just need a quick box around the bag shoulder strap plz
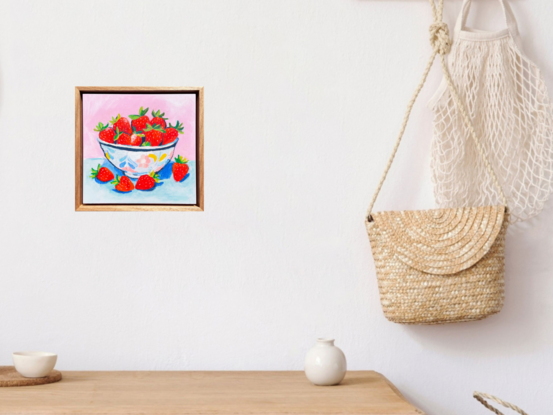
[474,392,528,415]
[366,0,508,221]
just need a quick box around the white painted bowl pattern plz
[97,137,179,178]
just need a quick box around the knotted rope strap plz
[366,0,508,221]
[474,392,529,415]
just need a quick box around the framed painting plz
[75,86,204,211]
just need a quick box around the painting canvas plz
[75,87,203,211]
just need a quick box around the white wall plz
[1,0,551,413]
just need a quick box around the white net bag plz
[429,0,553,222]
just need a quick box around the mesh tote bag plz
[365,0,509,325]
[429,0,553,223]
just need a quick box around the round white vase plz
[304,338,347,386]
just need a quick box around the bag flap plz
[367,205,506,275]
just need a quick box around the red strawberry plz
[151,109,168,129]
[162,120,184,145]
[111,175,134,192]
[90,164,114,182]
[130,132,143,146]
[172,156,189,182]
[114,128,132,145]
[143,124,165,146]
[110,114,132,135]
[129,106,151,131]
[135,171,160,191]
[94,122,115,143]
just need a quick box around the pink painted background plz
[82,93,196,160]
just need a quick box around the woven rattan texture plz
[0,366,62,387]
[366,206,508,324]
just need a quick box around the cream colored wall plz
[0,0,551,413]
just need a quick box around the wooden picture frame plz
[75,86,204,211]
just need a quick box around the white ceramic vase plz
[304,338,347,386]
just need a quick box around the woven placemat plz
[0,366,62,387]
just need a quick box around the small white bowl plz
[12,352,57,378]
[98,137,179,178]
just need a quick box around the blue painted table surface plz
[83,158,197,205]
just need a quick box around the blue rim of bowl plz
[97,137,179,152]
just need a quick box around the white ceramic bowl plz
[13,352,58,378]
[98,137,179,179]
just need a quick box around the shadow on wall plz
[404,197,553,357]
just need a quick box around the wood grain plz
[76,86,202,92]
[0,371,424,415]
[75,87,83,211]
[74,86,204,212]
[197,87,204,211]
[0,366,61,387]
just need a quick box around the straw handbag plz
[474,392,528,415]
[365,0,509,324]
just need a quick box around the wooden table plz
[0,371,424,415]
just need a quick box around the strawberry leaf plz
[109,114,121,125]
[168,120,184,133]
[151,109,168,119]
[149,171,160,183]
[94,122,109,132]
[175,155,188,164]
[130,107,149,119]
[90,164,101,178]
[114,127,122,142]
[144,124,165,133]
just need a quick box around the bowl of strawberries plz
[94,107,185,179]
